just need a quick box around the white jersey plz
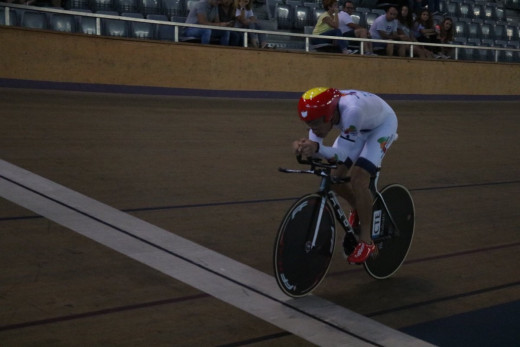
[309,90,398,171]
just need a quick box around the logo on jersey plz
[341,125,357,142]
[301,111,308,119]
[378,136,390,153]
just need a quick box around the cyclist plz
[292,87,398,264]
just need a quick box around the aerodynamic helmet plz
[297,87,342,123]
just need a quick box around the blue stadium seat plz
[0,7,18,26]
[350,10,365,27]
[454,20,468,39]
[50,13,76,32]
[115,0,138,13]
[492,23,506,41]
[122,12,154,38]
[139,0,162,15]
[483,4,497,22]
[445,2,459,18]
[364,11,378,30]
[458,3,470,18]
[480,23,494,40]
[98,10,128,37]
[506,25,519,41]
[92,0,115,11]
[477,38,494,61]
[469,3,484,20]
[294,5,312,30]
[65,0,91,10]
[147,13,174,40]
[275,4,294,30]
[162,0,186,17]
[21,11,48,29]
[467,21,481,39]
[75,10,98,35]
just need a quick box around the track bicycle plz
[273,156,415,297]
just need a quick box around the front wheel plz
[364,184,415,279]
[273,194,336,297]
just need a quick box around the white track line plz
[0,159,433,347]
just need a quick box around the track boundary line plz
[0,159,431,347]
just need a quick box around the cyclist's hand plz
[293,138,318,157]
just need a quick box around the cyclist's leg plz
[356,111,398,243]
[329,136,364,208]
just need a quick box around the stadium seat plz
[364,11,378,30]
[21,11,48,29]
[286,0,303,6]
[458,3,470,18]
[122,12,154,39]
[0,7,18,26]
[350,10,365,27]
[506,25,519,41]
[275,4,294,30]
[480,23,494,40]
[98,10,128,37]
[454,21,468,38]
[483,4,497,22]
[359,0,377,9]
[461,38,481,61]
[147,13,174,40]
[50,13,76,32]
[493,23,507,41]
[74,9,98,35]
[494,6,506,22]
[92,0,115,11]
[470,3,484,20]
[294,5,312,30]
[445,2,459,18]
[115,0,138,13]
[139,0,162,15]
[477,38,494,61]
[162,0,186,16]
[467,21,481,39]
[65,0,91,10]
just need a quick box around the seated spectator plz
[234,0,267,48]
[219,0,240,46]
[413,9,439,57]
[312,0,354,54]
[338,0,376,55]
[397,5,433,58]
[436,17,454,59]
[369,5,401,56]
[185,0,234,45]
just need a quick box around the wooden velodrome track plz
[1,87,519,346]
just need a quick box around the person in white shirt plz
[368,5,401,56]
[338,1,375,55]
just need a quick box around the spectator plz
[312,0,355,54]
[397,5,433,58]
[219,0,240,46]
[185,0,234,45]
[436,17,454,58]
[413,9,438,57]
[338,1,376,55]
[369,5,401,56]
[234,0,267,48]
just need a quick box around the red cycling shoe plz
[347,241,376,264]
[348,210,359,229]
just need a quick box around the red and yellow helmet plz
[297,87,342,123]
